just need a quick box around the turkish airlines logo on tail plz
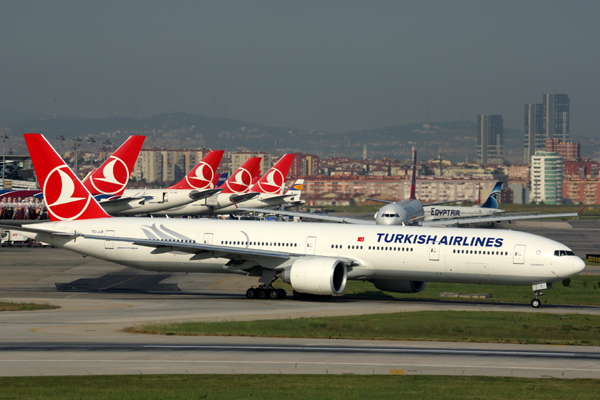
[185,161,215,189]
[89,156,129,195]
[225,168,253,194]
[257,168,286,194]
[44,166,93,221]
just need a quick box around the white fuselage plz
[154,192,284,216]
[423,205,503,221]
[105,189,198,215]
[24,218,584,287]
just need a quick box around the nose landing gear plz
[531,290,543,308]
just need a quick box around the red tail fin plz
[84,135,145,196]
[250,154,294,194]
[168,150,224,190]
[220,157,262,194]
[24,134,111,221]
[410,149,417,200]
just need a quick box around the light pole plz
[1,133,10,190]
[72,136,82,177]
[87,137,96,171]
[56,135,66,160]
[102,139,112,162]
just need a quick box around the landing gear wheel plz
[277,289,287,299]
[246,288,256,299]
[258,289,268,299]
[269,289,279,300]
[531,298,541,308]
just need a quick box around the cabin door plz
[203,233,213,245]
[305,236,317,255]
[429,242,440,261]
[104,230,114,249]
[513,245,526,264]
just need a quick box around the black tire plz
[258,289,267,299]
[531,299,541,308]
[246,288,256,299]
[277,289,287,299]
[268,289,279,300]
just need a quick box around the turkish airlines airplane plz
[82,135,225,215]
[155,155,300,217]
[152,157,263,216]
[3,134,586,308]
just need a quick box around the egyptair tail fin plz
[409,148,417,200]
[24,134,111,222]
[480,181,503,209]
[213,172,228,188]
[83,135,145,196]
[250,154,295,194]
[167,150,225,190]
[220,157,262,194]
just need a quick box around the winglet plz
[578,205,587,215]
[168,150,225,190]
[24,134,111,222]
[250,154,295,194]
[84,135,145,196]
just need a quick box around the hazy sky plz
[1,1,598,134]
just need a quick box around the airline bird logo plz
[225,168,253,194]
[44,166,93,221]
[89,156,130,195]
[185,161,215,189]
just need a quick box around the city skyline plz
[0,1,598,135]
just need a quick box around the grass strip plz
[0,375,599,399]
[272,274,600,306]
[0,301,58,312]
[126,311,600,345]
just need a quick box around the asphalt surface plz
[0,220,599,378]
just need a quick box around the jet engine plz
[372,279,426,293]
[281,257,347,296]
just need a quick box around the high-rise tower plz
[524,103,544,164]
[477,115,503,164]
[543,94,570,141]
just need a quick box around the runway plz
[1,220,599,378]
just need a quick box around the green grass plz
[0,301,58,312]
[273,274,600,306]
[0,375,598,399]
[126,311,600,345]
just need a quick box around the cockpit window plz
[554,250,575,257]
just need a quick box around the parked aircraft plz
[155,155,298,216]
[3,134,586,308]
[82,135,225,215]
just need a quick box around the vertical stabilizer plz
[84,135,145,196]
[410,148,417,200]
[480,181,503,209]
[168,150,225,190]
[24,134,111,222]
[220,157,262,194]
[250,154,295,194]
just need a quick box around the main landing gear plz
[246,287,287,300]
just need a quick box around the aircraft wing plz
[420,212,579,227]
[236,207,377,225]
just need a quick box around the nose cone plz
[573,257,586,275]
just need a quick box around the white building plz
[530,151,563,205]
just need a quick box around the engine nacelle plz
[372,279,426,293]
[282,257,347,296]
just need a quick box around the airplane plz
[154,155,298,216]
[2,133,586,309]
[82,135,225,215]
[239,163,578,226]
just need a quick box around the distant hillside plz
[5,110,591,163]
